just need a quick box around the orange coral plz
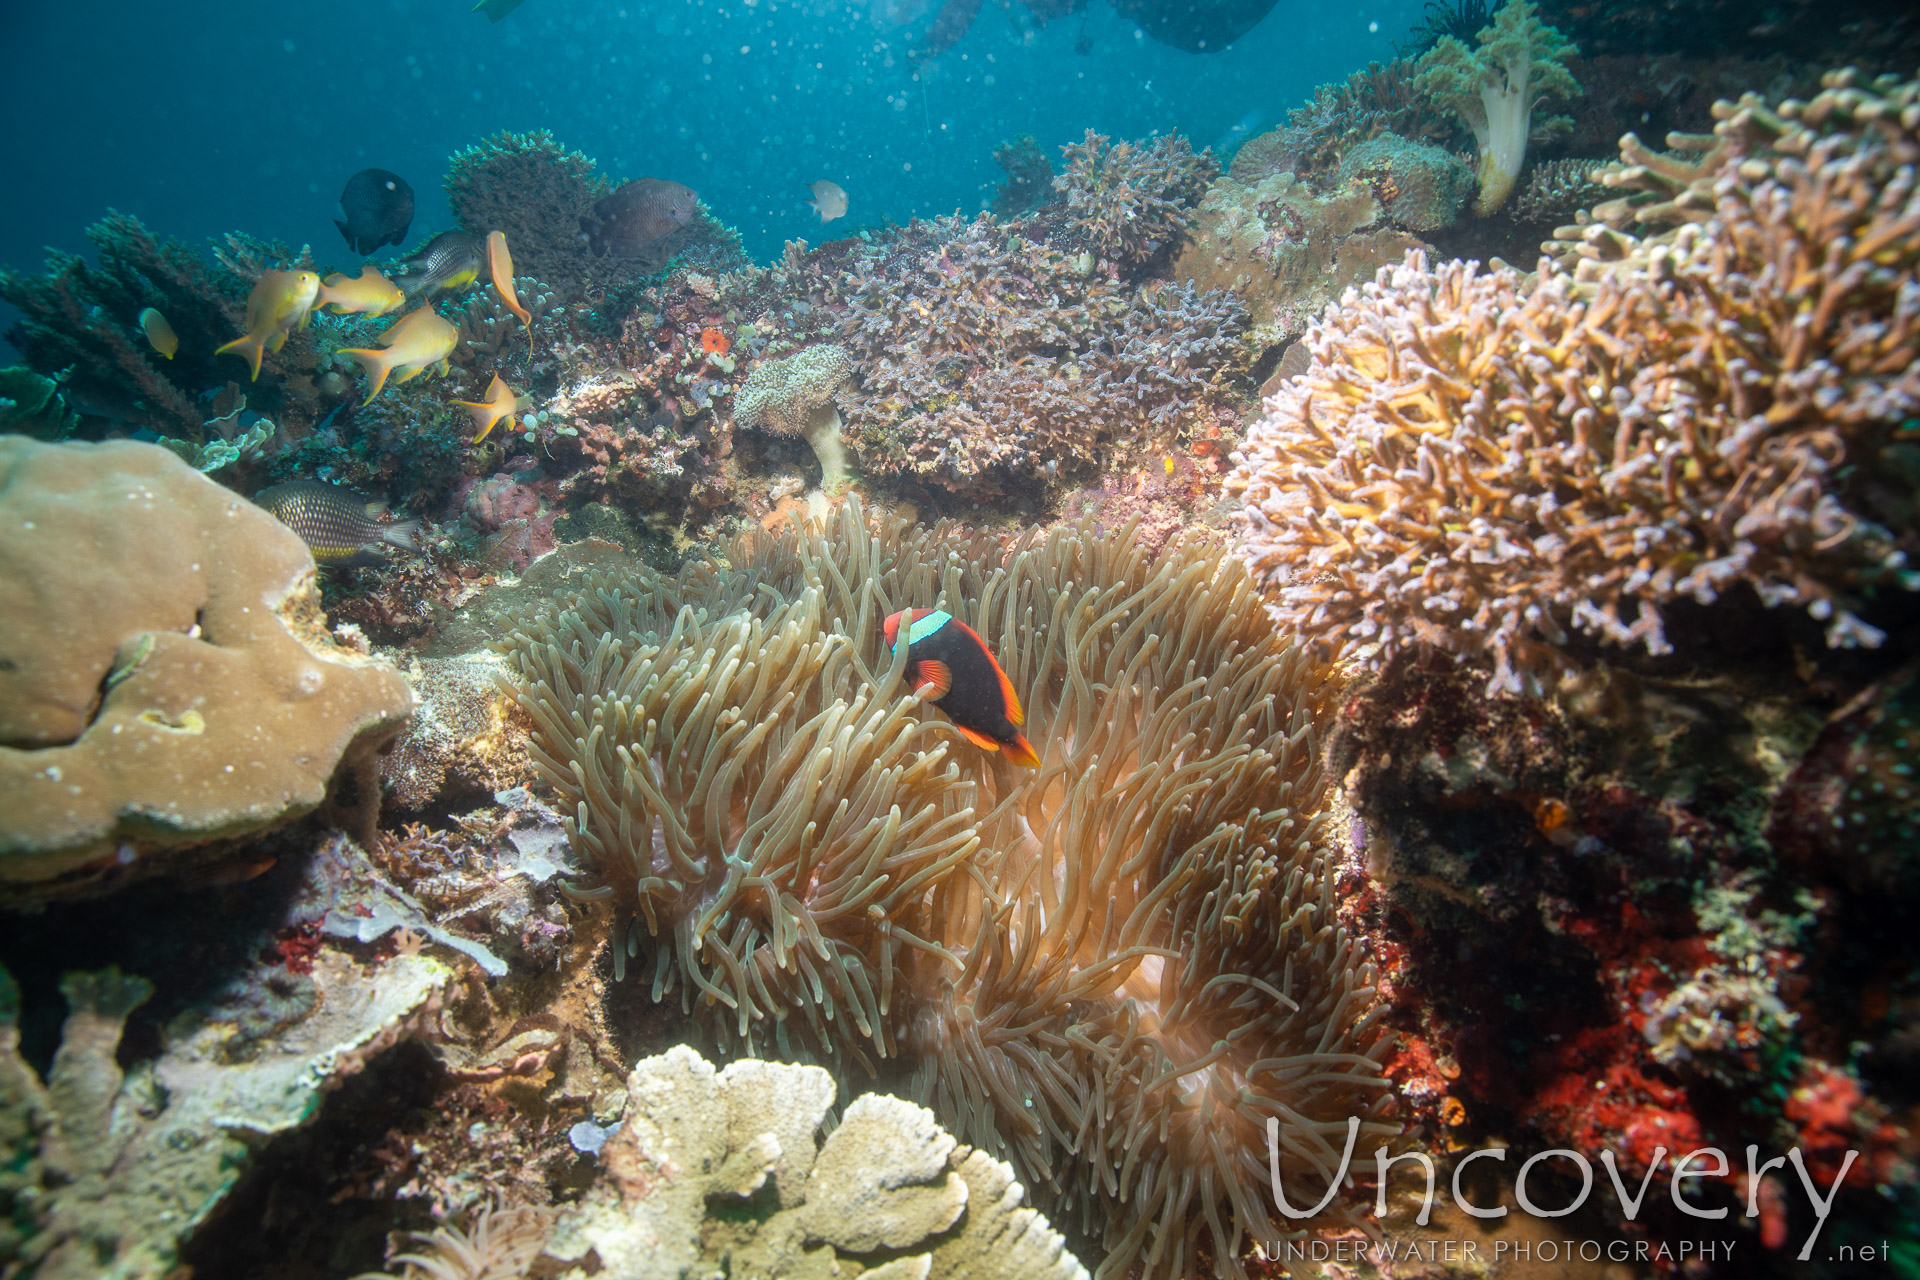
[699,326,729,356]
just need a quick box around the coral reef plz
[839,216,1250,498]
[1336,133,1476,230]
[0,440,413,896]
[1052,131,1217,271]
[0,366,82,440]
[500,500,1391,1279]
[1173,171,1424,347]
[1415,0,1582,214]
[538,1045,1087,1279]
[733,343,856,488]
[0,951,449,1279]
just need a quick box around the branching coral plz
[1053,131,1218,270]
[840,217,1250,497]
[1415,0,1580,214]
[1229,220,1917,693]
[500,499,1392,1279]
[733,344,855,488]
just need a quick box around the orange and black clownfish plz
[883,608,1042,768]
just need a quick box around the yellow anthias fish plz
[452,373,523,444]
[138,307,178,359]
[485,231,532,337]
[317,264,404,317]
[336,305,459,404]
[215,269,321,380]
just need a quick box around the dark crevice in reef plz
[177,1041,446,1280]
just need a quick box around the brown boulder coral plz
[501,499,1393,1280]
[0,439,413,896]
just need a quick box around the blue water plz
[0,0,1420,357]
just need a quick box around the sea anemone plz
[501,499,1394,1279]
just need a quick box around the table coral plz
[733,343,856,488]
[501,498,1392,1280]
[0,439,414,897]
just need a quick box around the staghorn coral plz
[1415,0,1581,214]
[1173,170,1423,347]
[841,217,1250,498]
[445,130,610,304]
[543,1045,1087,1279]
[1053,131,1217,270]
[1336,133,1475,231]
[733,343,855,489]
[500,499,1392,1280]
[1229,235,1917,695]
[0,440,414,897]
[1232,59,1443,187]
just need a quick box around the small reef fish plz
[453,373,522,444]
[254,480,422,566]
[393,230,485,300]
[138,307,177,359]
[337,305,459,403]
[317,264,404,317]
[215,268,321,381]
[582,179,697,257]
[335,168,415,255]
[485,230,532,332]
[883,608,1041,767]
[806,180,848,224]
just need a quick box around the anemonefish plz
[884,608,1041,767]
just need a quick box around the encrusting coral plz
[1229,58,1441,187]
[1053,131,1218,270]
[1232,64,1920,695]
[733,343,857,489]
[1335,133,1475,231]
[1414,0,1581,214]
[500,499,1392,1279]
[0,439,414,896]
